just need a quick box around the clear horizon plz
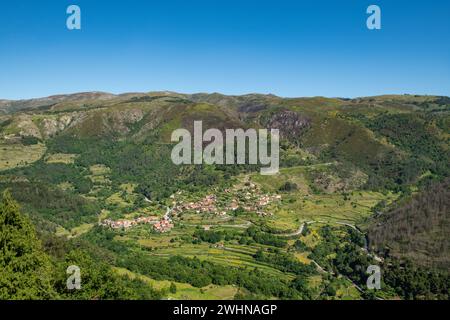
[1,0,449,100]
[2,89,450,102]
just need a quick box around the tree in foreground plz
[0,190,56,299]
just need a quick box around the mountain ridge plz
[2,91,448,114]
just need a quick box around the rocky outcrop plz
[40,113,88,138]
[266,110,311,139]
[16,116,42,139]
[106,109,144,134]
[41,118,66,137]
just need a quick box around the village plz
[99,215,174,233]
[99,182,282,233]
[171,182,282,218]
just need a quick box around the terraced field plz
[267,191,397,228]
[0,143,46,170]
[45,153,77,164]
[145,243,293,279]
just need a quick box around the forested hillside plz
[0,191,161,300]
[369,178,450,270]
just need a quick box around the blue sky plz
[0,0,449,100]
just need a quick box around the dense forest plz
[369,178,450,270]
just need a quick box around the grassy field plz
[106,192,131,207]
[300,226,322,248]
[0,143,46,170]
[87,164,112,185]
[45,153,77,164]
[334,278,362,300]
[120,183,138,193]
[55,223,95,238]
[250,166,312,194]
[294,251,312,264]
[90,164,111,175]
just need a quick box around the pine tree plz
[0,190,57,299]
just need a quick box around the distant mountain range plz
[2,91,449,114]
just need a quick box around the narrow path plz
[311,260,333,275]
[277,223,305,237]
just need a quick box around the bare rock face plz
[41,118,59,137]
[40,112,86,138]
[266,110,311,139]
[16,116,42,139]
[68,112,89,128]
[116,109,144,124]
[108,109,145,134]
[41,117,74,138]
[59,108,145,137]
[59,115,72,128]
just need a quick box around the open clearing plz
[45,153,77,164]
[0,143,46,170]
